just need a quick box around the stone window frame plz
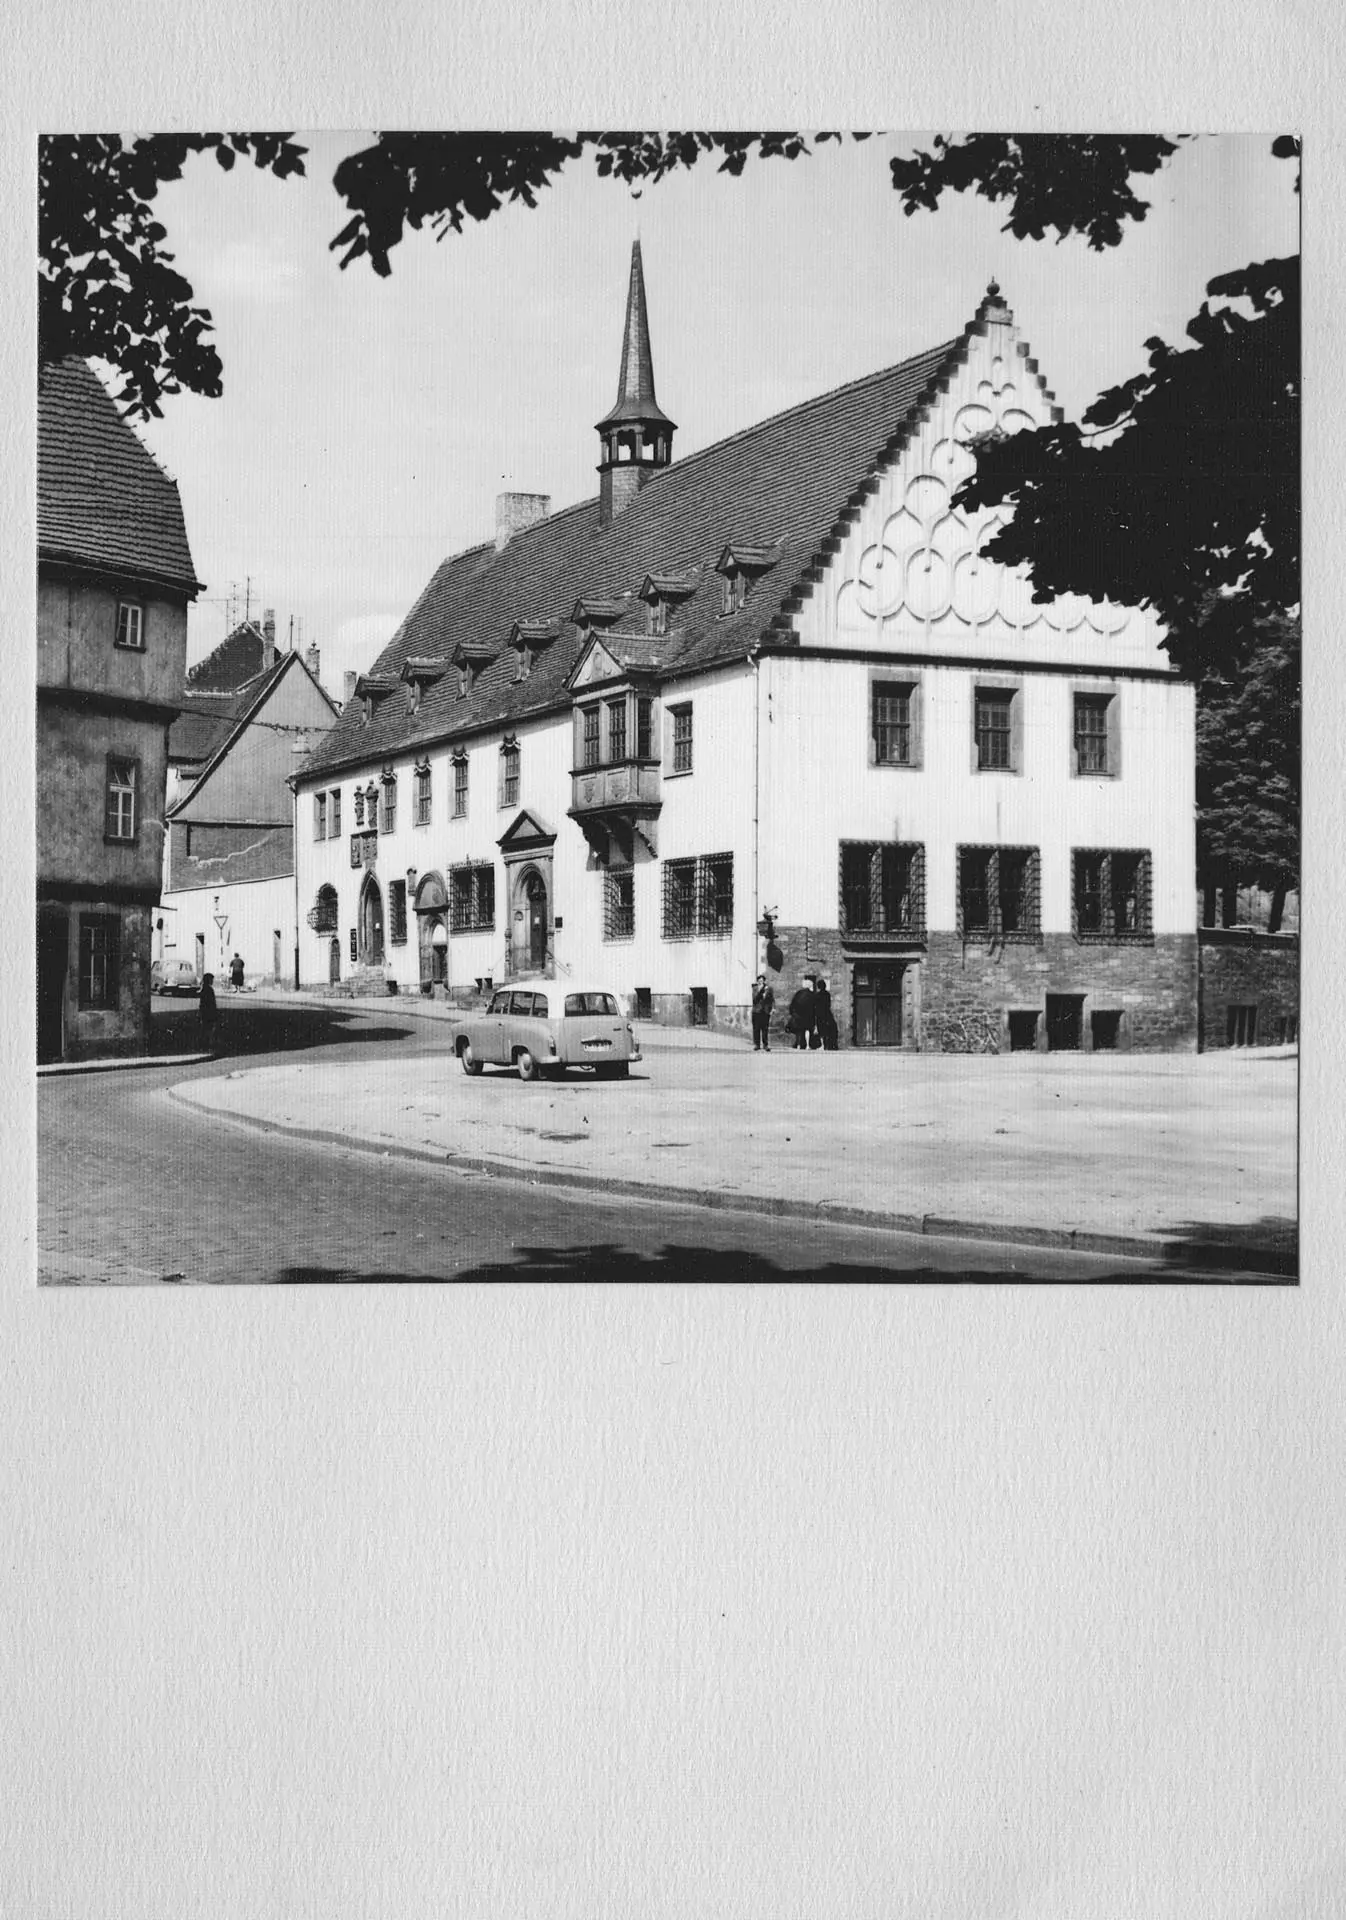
[329,787,341,836]
[661,852,732,940]
[1071,847,1154,944]
[104,753,140,845]
[1070,681,1122,780]
[603,866,636,942]
[956,844,1043,943]
[451,750,469,819]
[78,911,121,1010]
[413,761,432,827]
[970,675,1025,776]
[448,860,495,933]
[499,737,521,809]
[313,791,328,841]
[380,770,398,835]
[114,599,145,651]
[868,670,924,771]
[838,839,926,937]
[388,878,409,945]
[668,702,693,777]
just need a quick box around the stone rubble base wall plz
[1197,930,1299,1049]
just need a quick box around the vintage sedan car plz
[454,986,641,1081]
[154,959,201,996]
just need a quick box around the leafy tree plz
[1194,613,1299,928]
[39,133,306,418]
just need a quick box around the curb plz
[166,1084,1296,1278]
[39,1051,214,1078]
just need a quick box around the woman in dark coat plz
[815,979,839,1050]
[788,979,816,1051]
[199,972,219,1046]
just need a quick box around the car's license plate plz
[581,1037,612,1050]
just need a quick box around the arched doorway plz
[524,869,548,971]
[359,873,384,966]
[414,872,448,987]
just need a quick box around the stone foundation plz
[761,925,1199,1052]
[1198,929,1299,1049]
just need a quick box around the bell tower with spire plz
[596,240,675,526]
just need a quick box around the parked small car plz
[454,986,641,1081]
[155,960,201,996]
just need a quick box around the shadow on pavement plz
[149,1000,420,1058]
[270,1245,1250,1285]
[1152,1214,1297,1280]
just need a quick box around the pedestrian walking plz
[815,978,839,1050]
[751,974,775,1051]
[199,971,219,1047]
[229,952,245,992]
[788,977,817,1051]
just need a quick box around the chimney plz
[495,491,550,552]
[262,608,276,669]
[305,642,321,684]
[343,670,357,709]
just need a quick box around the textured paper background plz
[4,7,1342,1914]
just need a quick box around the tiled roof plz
[302,323,973,781]
[168,652,300,779]
[186,621,272,691]
[37,358,201,593]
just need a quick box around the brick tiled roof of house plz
[38,358,201,594]
[302,320,986,782]
[186,621,272,692]
[169,653,298,775]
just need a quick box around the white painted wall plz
[758,655,1195,935]
[160,873,297,985]
[296,667,760,1005]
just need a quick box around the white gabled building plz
[294,251,1197,1053]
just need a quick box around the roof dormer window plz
[637,570,698,639]
[354,674,396,726]
[400,655,447,715]
[715,543,782,620]
[509,619,562,684]
[452,641,494,699]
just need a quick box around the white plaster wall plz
[759,655,1195,935]
[295,669,760,1004]
[794,310,1171,675]
[159,873,297,984]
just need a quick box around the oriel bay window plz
[104,756,139,842]
[1073,849,1152,940]
[636,696,653,760]
[662,853,733,940]
[606,696,627,763]
[449,862,495,933]
[840,842,925,936]
[582,705,601,769]
[957,846,1041,941]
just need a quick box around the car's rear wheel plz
[516,1047,539,1082]
[459,1040,483,1076]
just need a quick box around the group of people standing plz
[751,973,839,1052]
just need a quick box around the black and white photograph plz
[35,129,1299,1282]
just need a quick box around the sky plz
[131,133,1299,697]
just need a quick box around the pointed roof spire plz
[597,240,675,432]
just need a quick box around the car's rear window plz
[564,992,619,1017]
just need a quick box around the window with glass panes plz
[413,765,431,825]
[500,741,520,807]
[957,846,1041,940]
[104,757,138,841]
[78,913,120,1009]
[314,792,327,840]
[636,696,653,759]
[839,842,925,935]
[381,776,397,833]
[1074,694,1111,773]
[1072,849,1152,940]
[661,853,732,939]
[452,754,468,817]
[607,697,627,762]
[389,880,408,943]
[329,788,341,835]
[662,858,697,938]
[115,602,143,650]
[449,862,494,932]
[604,867,635,940]
[872,684,914,765]
[975,689,1014,769]
[671,704,692,773]
[582,706,601,769]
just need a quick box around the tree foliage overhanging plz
[38,129,1301,893]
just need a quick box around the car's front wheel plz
[459,1041,483,1076]
[515,1047,540,1082]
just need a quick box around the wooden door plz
[1046,994,1083,1051]
[852,963,903,1046]
[526,873,548,970]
